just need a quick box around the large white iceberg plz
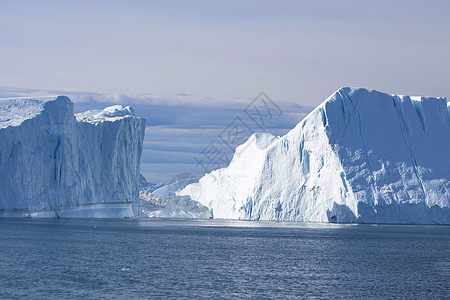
[0,96,145,218]
[180,87,450,224]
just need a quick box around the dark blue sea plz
[0,219,448,299]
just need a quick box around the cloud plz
[0,86,313,183]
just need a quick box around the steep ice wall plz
[0,96,145,218]
[180,87,450,224]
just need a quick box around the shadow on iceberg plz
[326,202,450,224]
[326,202,357,223]
[357,202,450,225]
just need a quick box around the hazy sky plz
[1,0,449,106]
[1,0,449,182]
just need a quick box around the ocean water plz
[0,219,448,299]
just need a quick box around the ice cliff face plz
[180,87,450,224]
[0,96,145,218]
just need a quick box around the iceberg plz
[138,174,163,194]
[138,173,210,219]
[0,96,145,218]
[180,87,450,224]
[140,192,212,219]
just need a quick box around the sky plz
[1,0,449,182]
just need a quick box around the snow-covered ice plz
[139,191,212,219]
[0,96,145,218]
[180,87,450,224]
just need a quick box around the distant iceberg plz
[139,173,211,219]
[0,96,145,218]
[180,87,450,224]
